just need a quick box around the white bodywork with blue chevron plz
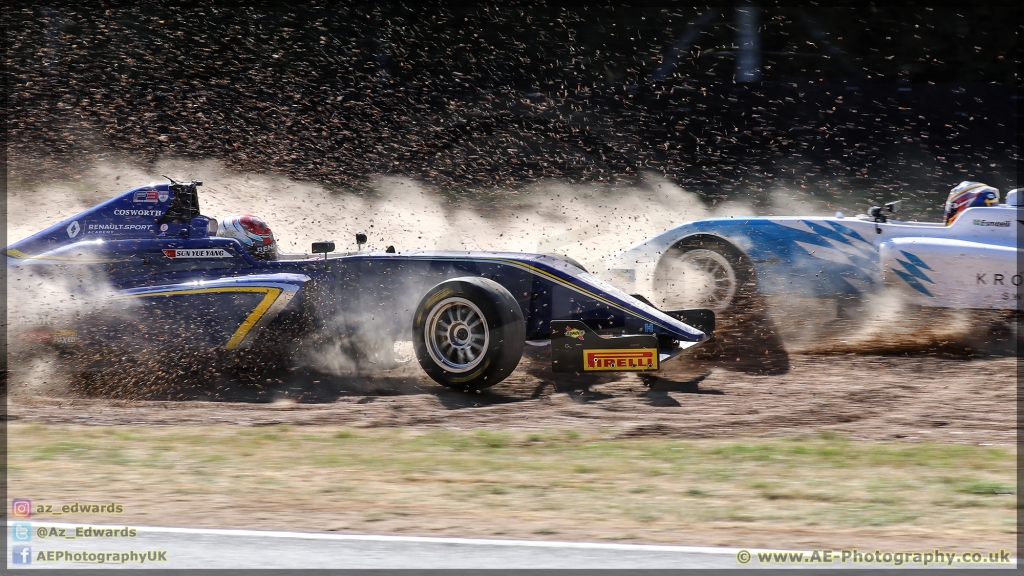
[601,191,1022,311]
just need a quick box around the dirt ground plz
[8,349,1017,446]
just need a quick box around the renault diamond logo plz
[66,221,81,238]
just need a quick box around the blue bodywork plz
[7,183,707,362]
[641,217,885,297]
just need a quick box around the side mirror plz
[311,241,335,254]
[867,205,886,229]
[885,200,902,213]
[355,232,367,249]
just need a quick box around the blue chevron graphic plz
[893,250,934,297]
[892,269,933,297]
[826,221,872,245]
[899,250,932,272]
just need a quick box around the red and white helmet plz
[217,214,278,260]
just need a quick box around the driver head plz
[217,214,278,260]
[944,181,999,225]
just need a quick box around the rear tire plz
[654,237,787,366]
[412,277,525,391]
[652,236,755,314]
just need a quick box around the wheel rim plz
[424,297,490,373]
[658,248,738,312]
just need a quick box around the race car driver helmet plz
[217,214,278,260]
[943,181,999,226]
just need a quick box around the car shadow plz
[62,334,749,407]
[637,371,725,406]
[64,351,538,407]
[184,367,531,408]
[518,346,619,403]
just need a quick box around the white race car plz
[600,186,1022,317]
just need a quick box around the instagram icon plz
[12,499,32,518]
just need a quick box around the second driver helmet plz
[217,214,278,260]
[944,181,999,225]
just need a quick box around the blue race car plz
[6,179,713,390]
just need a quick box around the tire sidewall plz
[654,236,755,312]
[413,277,525,389]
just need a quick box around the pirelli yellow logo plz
[583,349,659,371]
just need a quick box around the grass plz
[6,423,1017,550]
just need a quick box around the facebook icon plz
[13,545,32,565]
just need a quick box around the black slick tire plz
[653,236,755,314]
[412,277,525,391]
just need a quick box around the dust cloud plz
[771,291,1014,356]
[8,156,835,266]
[6,246,139,395]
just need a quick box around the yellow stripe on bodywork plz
[114,287,283,350]
[489,258,674,331]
